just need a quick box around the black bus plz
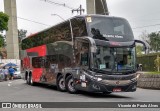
[21,15,147,94]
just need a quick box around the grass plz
[145,72,160,74]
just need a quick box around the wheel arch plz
[65,73,73,81]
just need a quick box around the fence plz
[137,53,160,71]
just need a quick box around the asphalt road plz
[0,79,160,111]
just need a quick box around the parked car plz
[14,68,22,79]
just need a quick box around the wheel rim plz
[30,76,33,84]
[68,78,75,92]
[27,76,29,83]
[59,78,65,90]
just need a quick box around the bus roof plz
[22,14,126,40]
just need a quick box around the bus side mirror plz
[135,40,149,54]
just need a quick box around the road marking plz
[8,81,13,86]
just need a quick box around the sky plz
[1,0,160,39]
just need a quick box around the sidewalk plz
[136,71,147,74]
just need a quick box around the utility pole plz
[72,5,85,15]
[86,0,109,15]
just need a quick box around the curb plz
[137,73,160,89]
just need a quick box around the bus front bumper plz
[75,78,137,93]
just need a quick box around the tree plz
[0,12,9,58]
[136,45,143,55]
[139,31,160,52]
[18,29,27,42]
[0,35,5,47]
[148,32,160,52]
[0,12,9,48]
[139,30,149,44]
[154,56,160,72]
[18,29,27,56]
[0,12,9,32]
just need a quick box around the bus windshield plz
[87,17,134,42]
[93,46,136,72]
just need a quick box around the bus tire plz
[65,75,77,94]
[26,75,30,85]
[29,74,36,86]
[57,75,66,92]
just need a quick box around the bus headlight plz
[97,77,102,81]
[92,77,102,81]
[83,71,102,81]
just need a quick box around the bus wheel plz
[29,74,36,86]
[26,75,30,84]
[57,75,66,92]
[65,75,77,94]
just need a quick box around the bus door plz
[75,38,90,70]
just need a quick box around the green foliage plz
[146,72,160,74]
[0,34,5,47]
[136,45,143,55]
[154,56,160,71]
[139,31,160,52]
[148,32,160,52]
[0,12,9,31]
[137,53,160,71]
[18,29,27,51]
[0,12,9,48]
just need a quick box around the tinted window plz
[87,17,134,42]
[74,40,89,66]
[32,55,58,68]
[71,17,88,37]
[59,54,71,69]
[32,57,44,68]
[81,42,89,66]
[22,21,71,50]
[45,55,58,68]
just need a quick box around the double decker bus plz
[21,15,146,94]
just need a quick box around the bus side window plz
[71,17,88,37]
[80,43,89,66]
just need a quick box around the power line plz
[129,18,160,22]
[16,16,51,26]
[16,16,160,30]
[72,5,85,15]
[132,23,160,29]
[41,0,74,9]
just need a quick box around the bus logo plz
[116,81,120,85]
[2,103,11,108]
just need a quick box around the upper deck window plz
[87,16,134,42]
[71,17,88,37]
[21,20,71,50]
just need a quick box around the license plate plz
[113,88,121,92]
